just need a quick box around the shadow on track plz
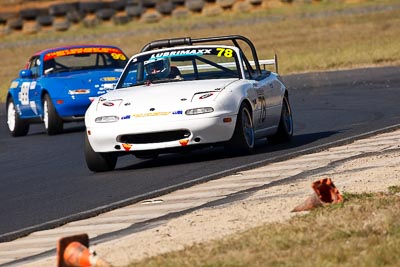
[115,130,340,171]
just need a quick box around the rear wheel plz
[226,102,255,154]
[268,95,293,144]
[43,94,63,135]
[7,98,29,137]
[84,133,118,172]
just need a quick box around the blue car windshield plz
[116,46,241,89]
[43,47,127,75]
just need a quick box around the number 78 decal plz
[216,48,233,58]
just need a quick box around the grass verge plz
[127,188,400,267]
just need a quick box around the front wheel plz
[6,98,30,137]
[43,94,63,135]
[84,133,117,172]
[225,102,255,154]
[268,95,293,144]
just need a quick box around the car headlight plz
[95,116,119,123]
[185,107,214,115]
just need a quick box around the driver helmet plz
[145,58,170,79]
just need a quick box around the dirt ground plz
[90,132,400,266]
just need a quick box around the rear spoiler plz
[177,55,279,74]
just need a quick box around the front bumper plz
[86,115,237,153]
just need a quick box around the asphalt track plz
[0,66,399,242]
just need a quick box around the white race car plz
[84,35,293,172]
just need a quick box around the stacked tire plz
[0,0,274,35]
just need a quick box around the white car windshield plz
[116,46,241,89]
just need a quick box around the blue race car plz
[6,44,128,136]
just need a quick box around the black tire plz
[22,21,40,34]
[66,10,83,23]
[142,0,157,8]
[268,95,293,144]
[96,8,116,20]
[20,8,40,20]
[109,0,127,11]
[156,0,175,15]
[79,2,104,14]
[172,0,185,5]
[248,0,263,6]
[7,17,23,30]
[113,14,131,25]
[53,19,71,31]
[226,102,255,154]
[37,15,53,26]
[216,0,235,9]
[49,3,76,17]
[6,98,30,137]
[43,94,63,135]
[85,134,117,172]
[126,0,141,5]
[82,16,101,28]
[0,12,17,23]
[125,5,144,17]
[141,10,162,23]
[185,0,205,12]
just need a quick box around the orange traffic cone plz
[292,178,343,212]
[57,233,112,267]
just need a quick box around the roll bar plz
[141,35,263,75]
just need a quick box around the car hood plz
[94,78,239,113]
[44,69,123,93]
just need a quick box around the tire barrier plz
[37,14,54,27]
[79,1,104,14]
[108,0,127,11]
[53,17,71,31]
[49,3,78,17]
[141,9,163,23]
[142,0,157,8]
[156,0,175,15]
[216,0,236,9]
[248,0,263,6]
[112,12,131,25]
[202,5,223,17]
[7,17,23,30]
[22,20,40,34]
[82,14,101,28]
[172,0,186,6]
[233,1,252,12]
[172,7,190,18]
[20,8,40,21]
[185,0,205,12]
[0,0,285,36]
[66,9,83,23]
[96,8,116,20]
[125,4,144,18]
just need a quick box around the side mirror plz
[19,69,32,78]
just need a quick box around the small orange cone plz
[292,178,344,212]
[57,233,112,267]
[312,177,343,204]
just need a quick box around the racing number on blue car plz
[19,82,30,105]
[111,53,127,61]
